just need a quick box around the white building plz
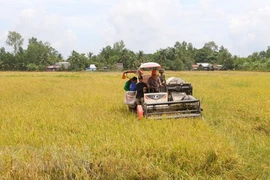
[89,64,97,71]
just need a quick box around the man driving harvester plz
[147,70,163,92]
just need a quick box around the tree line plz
[1,31,270,71]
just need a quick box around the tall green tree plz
[113,40,125,53]
[0,47,5,70]
[203,41,218,52]
[122,49,136,69]
[218,46,233,69]
[67,51,87,71]
[173,41,195,70]
[6,31,24,54]
[25,37,62,70]
[266,46,270,58]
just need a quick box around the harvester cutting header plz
[122,62,202,120]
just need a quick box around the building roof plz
[196,63,212,67]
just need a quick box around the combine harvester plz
[123,62,202,120]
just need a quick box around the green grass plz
[0,71,269,179]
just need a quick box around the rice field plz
[0,71,269,179]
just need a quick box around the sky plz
[0,0,270,59]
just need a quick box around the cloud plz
[105,0,229,53]
[105,0,186,52]
[229,6,270,55]
[0,0,113,57]
[11,8,77,58]
[0,0,270,58]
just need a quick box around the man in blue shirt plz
[124,76,137,91]
[129,77,137,91]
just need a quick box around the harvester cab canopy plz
[122,62,162,80]
[138,62,162,83]
[139,62,161,70]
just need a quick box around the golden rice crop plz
[0,71,269,179]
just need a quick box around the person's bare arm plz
[158,77,162,86]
